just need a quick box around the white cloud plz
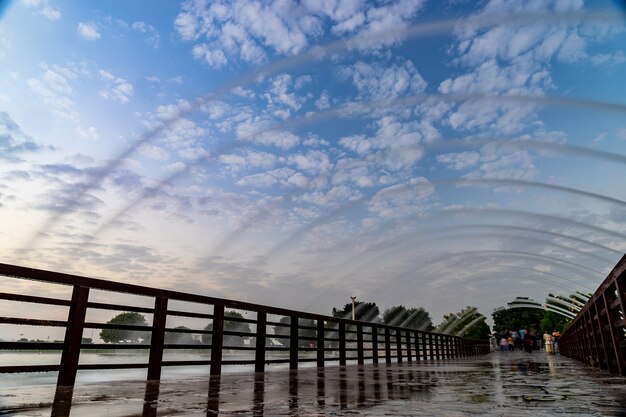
[77,23,101,41]
[192,44,228,68]
[175,0,425,67]
[463,143,536,180]
[138,143,169,161]
[21,0,61,20]
[237,167,295,188]
[74,126,99,141]
[437,151,481,170]
[220,150,277,172]
[287,151,332,174]
[27,68,78,121]
[131,21,160,48]
[338,116,424,170]
[287,172,309,188]
[314,91,331,110]
[368,177,434,219]
[231,86,255,99]
[590,50,626,67]
[99,70,134,103]
[342,58,427,100]
[240,129,300,150]
[261,73,308,118]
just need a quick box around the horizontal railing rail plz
[560,254,626,376]
[0,262,490,387]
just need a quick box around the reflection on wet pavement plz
[3,351,626,416]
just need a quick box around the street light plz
[351,296,357,321]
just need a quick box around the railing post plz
[147,296,168,381]
[614,276,626,375]
[339,322,346,366]
[395,329,403,363]
[602,290,624,375]
[592,299,610,370]
[317,319,324,368]
[290,316,299,370]
[210,304,224,376]
[428,333,433,360]
[57,285,90,387]
[255,311,267,373]
[372,326,379,364]
[357,323,364,365]
[384,327,391,364]
[406,330,412,363]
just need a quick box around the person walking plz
[552,330,561,354]
[499,336,508,351]
[523,332,533,353]
[543,330,554,354]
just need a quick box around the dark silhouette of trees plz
[164,326,200,345]
[331,301,380,322]
[382,305,434,330]
[438,306,489,339]
[492,307,544,334]
[272,316,317,347]
[99,312,150,343]
[202,310,251,347]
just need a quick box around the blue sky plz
[1,0,626,332]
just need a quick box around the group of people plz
[495,328,536,353]
[543,330,561,354]
[492,328,561,354]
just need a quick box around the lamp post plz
[351,296,357,321]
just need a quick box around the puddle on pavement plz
[2,352,626,416]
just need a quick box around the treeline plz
[96,302,490,345]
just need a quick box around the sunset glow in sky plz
[1,0,626,328]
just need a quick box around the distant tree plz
[331,301,380,322]
[492,307,545,335]
[273,317,317,347]
[382,305,434,331]
[438,306,489,339]
[99,312,150,343]
[81,337,93,344]
[202,311,252,347]
[165,326,199,345]
[18,337,28,343]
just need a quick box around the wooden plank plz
[0,317,67,327]
[0,292,70,306]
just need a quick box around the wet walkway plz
[4,351,626,416]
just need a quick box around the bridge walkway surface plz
[3,350,625,416]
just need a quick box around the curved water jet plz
[265,177,626,260]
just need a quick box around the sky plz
[1,0,626,338]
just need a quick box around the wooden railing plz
[560,254,626,376]
[0,262,489,388]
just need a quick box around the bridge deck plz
[3,351,626,416]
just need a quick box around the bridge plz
[1,255,625,416]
